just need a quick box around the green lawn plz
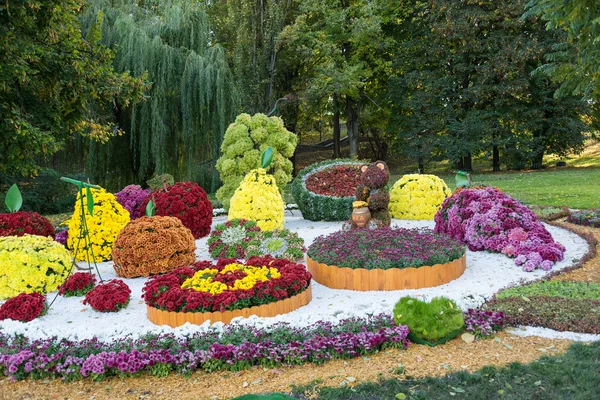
[291,341,600,400]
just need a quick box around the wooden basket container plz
[306,255,466,291]
[146,285,312,327]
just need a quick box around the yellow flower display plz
[181,263,281,295]
[67,187,130,262]
[0,235,72,299]
[228,168,284,231]
[389,174,452,220]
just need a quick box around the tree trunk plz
[463,153,473,171]
[333,94,341,158]
[531,149,544,170]
[418,157,425,174]
[493,145,500,172]
[346,96,359,157]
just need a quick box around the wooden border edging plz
[306,254,466,291]
[146,285,313,327]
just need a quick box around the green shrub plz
[215,113,297,210]
[497,280,600,300]
[291,159,363,221]
[393,297,464,342]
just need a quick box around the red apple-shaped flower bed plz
[142,256,312,327]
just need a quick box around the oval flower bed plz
[306,227,466,291]
[143,256,312,327]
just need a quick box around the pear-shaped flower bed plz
[143,256,312,327]
[306,227,466,291]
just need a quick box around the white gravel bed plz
[0,211,591,342]
[508,326,600,343]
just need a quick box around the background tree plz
[0,0,146,178]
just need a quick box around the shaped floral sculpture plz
[0,235,71,299]
[115,185,150,220]
[0,184,54,238]
[389,174,452,220]
[67,187,130,262]
[246,229,305,261]
[355,161,391,227]
[208,218,262,259]
[112,216,196,278]
[216,113,297,210]
[434,186,565,271]
[228,148,284,231]
[139,182,212,239]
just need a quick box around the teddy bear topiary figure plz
[355,161,391,227]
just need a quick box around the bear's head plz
[360,161,389,189]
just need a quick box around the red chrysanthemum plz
[58,272,97,297]
[83,280,131,312]
[0,292,47,322]
[0,211,54,238]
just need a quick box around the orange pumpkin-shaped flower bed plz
[112,216,196,278]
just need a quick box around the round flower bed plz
[0,235,71,299]
[306,227,466,291]
[84,280,131,312]
[434,187,565,271]
[389,174,451,220]
[207,219,262,259]
[115,185,151,220]
[58,272,96,297]
[112,216,196,278]
[246,229,305,261]
[567,208,600,228]
[292,159,363,221]
[143,256,312,326]
[139,182,212,239]
[0,292,47,322]
[0,211,54,238]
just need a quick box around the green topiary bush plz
[215,113,297,210]
[393,297,464,343]
[291,159,363,221]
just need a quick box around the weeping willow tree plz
[80,0,238,192]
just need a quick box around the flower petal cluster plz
[463,308,505,339]
[83,280,131,313]
[389,174,451,220]
[207,219,262,259]
[181,263,281,295]
[0,211,54,238]
[54,229,68,246]
[67,188,130,262]
[58,273,96,297]
[142,256,311,313]
[567,208,600,228]
[308,227,465,270]
[112,216,196,278]
[0,314,408,381]
[434,187,565,271]
[0,293,47,322]
[139,182,212,239]
[292,160,363,221]
[0,235,71,299]
[114,185,151,220]
[229,168,284,231]
[246,229,305,261]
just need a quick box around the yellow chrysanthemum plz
[389,174,451,220]
[181,263,281,295]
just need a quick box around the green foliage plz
[216,113,297,210]
[497,280,600,300]
[146,174,175,191]
[292,159,362,222]
[292,342,600,400]
[231,394,296,400]
[80,0,238,192]
[0,0,146,177]
[393,297,464,343]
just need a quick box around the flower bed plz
[208,219,262,259]
[143,256,312,326]
[292,159,363,221]
[0,211,54,238]
[434,187,565,271]
[246,229,305,261]
[567,208,600,228]
[84,280,131,313]
[0,314,409,381]
[306,227,466,290]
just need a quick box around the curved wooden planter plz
[306,254,466,291]
[146,285,312,327]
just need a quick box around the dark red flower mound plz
[59,272,97,297]
[305,165,362,197]
[139,182,212,239]
[83,280,131,312]
[142,256,312,313]
[0,211,54,238]
[0,292,47,322]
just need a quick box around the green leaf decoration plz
[86,187,94,216]
[261,146,274,169]
[5,184,23,213]
[146,199,155,217]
